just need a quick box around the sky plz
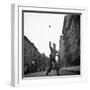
[24,12,65,57]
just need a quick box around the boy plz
[46,42,59,75]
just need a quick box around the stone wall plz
[59,35,65,67]
[62,14,80,66]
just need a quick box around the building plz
[24,36,39,74]
[24,36,49,74]
[62,14,80,66]
[59,35,65,67]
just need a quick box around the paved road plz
[24,66,80,77]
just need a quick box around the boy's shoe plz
[57,71,60,75]
[46,72,48,76]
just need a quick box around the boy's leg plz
[54,60,59,75]
[46,61,52,75]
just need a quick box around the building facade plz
[59,35,65,67]
[62,15,80,66]
[24,36,49,74]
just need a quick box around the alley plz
[24,66,80,77]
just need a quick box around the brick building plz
[62,14,80,66]
[24,36,49,74]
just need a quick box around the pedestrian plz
[46,42,59,76]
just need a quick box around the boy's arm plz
[49,41,52,50]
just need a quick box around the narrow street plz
[24,66,80,77]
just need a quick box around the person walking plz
[46,42,59,76]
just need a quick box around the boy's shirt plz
[50,47,57,59]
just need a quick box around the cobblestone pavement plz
[24,66,80,77]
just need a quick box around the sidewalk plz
[61,66,80,71]
[61,66,80,74]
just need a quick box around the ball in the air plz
[49,25,51,28]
